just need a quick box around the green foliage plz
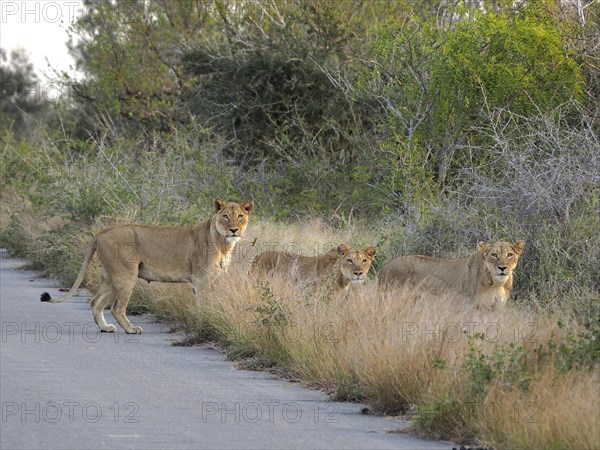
[248,282,291,367]
[70,0,389,216]
[417,333,531,440]
[464,333,530,399]
[51,0,591,218]
[329,372,364,403]
[254,282,288,328]
[66,0,229,135]
[0,216,30,259]
[434,1,583,117]
[549,318,600,372]
[181,1,359,163]
[361,16,441,204]
[367,0,585,194]
[578,0,600,108]
[432,0,584,177]
[33,225,90,285]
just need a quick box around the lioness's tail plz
[50,238,97,303]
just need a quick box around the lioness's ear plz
[478,241,490,253]
[337,244,349,256]
[240,200,253,214]
[364,246,376,259]
[214,198,227,213]
[512,240,525,254]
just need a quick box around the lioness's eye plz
[491,253,498,258]
[238,214,244,219]
[508,253,514,258]
[223,214,229,220]
[347,259,353,263]
[362,259,367,263]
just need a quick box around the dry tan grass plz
[478,368,600,449]
[67,218,598,449]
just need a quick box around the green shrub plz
[550,318,600,372]
[464,334,530,399]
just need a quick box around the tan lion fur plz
[52,199,253,333]
[377,240,525,307]
[252,245,376,293]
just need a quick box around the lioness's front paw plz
[127,326,143,334]
[101,324,116,333]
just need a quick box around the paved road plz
[0,250,454,450]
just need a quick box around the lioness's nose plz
[354,271,363,276]
[229,228,239,234]
[498,266,507,272]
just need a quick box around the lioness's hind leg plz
[90,281,116,332]
[110,278,142,334]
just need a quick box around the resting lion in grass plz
[377,240,525,307]
[50,199,253,334]
[251,244,376,294]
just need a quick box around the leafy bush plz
[432,0,584,123]
[464,333,530,398]
[550,318,600,371]
[365,0,585,200]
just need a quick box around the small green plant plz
[432,357,447,370]
[549,317,600,371]
[463,332,530,400]
[254,282,289,327]
[251,282,292,368]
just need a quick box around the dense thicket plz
[46,0,594,212]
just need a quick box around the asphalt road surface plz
[0,249,455,450]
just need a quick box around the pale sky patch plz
[0,0,83,79]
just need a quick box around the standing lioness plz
[52,199,253,333]
[378,240,525,307]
